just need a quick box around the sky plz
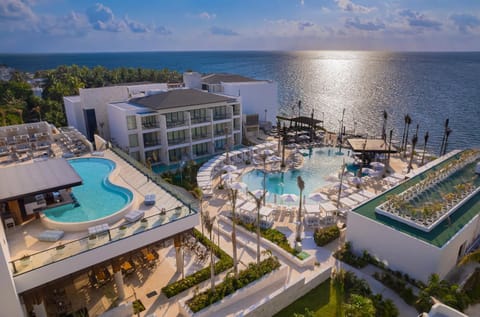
[0,0,479,52]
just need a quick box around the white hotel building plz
[107,88,242,166]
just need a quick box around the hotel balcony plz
[166,120,187,129]
[143,139,161,148]
[9,205,198,293]
[190,117,210,125]
[191,134,210,141]
[141,121,160,130]
[167,138,187,146]
[213,114,231,121]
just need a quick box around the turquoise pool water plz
[43,158,133,223]
[241,147,354,203]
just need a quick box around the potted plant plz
[20,254,31,265]
[56,243,65,254]
[119,225,127,236]
[175,206,182,215]
[88,234,97,247]
[140,218,148,228]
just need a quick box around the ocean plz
[1,51,479,151]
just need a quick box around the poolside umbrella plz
[222,165,238,173]
[229,181,247,191]
[221,172,236,182]
[308,192,329,202]
[331,182,349,191]
[298,135,310,140]
[350,177,363,186]
[281,193,298,203]
[370,161,385,170]
[251,189,269,199]
[269,155,282,162]
[262,149,275,156]
[362,168,376,175]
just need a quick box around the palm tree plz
[403,114,412,155]
[248,190,266,264]
[227,187,240,278]
[296,176,305,243]
[400,114,410,151]
[382,110,388,141]
[458,250,480,266]
[421,131,429,165]
[407,132,418,173]
[202,212,216,293]
[344,294,376,317]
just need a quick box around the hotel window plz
[165,112,185,124]
[167,130,186,145]
[168,148,187,162]
[129,151,140,161]
[193,143,209,156]
[191,109,207,123]
[213,106,227,120]
[128,134,139,147]
[192,126,208,139]
[126,116,137,130]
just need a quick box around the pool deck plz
[5,150,184,261]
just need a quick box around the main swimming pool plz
[43,158,133,223]
[241,147,354,202]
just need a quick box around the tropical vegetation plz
[313,225,340,246]
[1,65,181,128]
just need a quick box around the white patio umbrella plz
[350,176,363,186]
[281,193,298,203]
[298,134,310,140]
[362,168,376,175]
[331,182,349,190]
[222,164,238,173]
[308,192,329,202]
[370,161,385,170]
[228,181,247,191]
[221,172,236,181]
[251,189,269,199]
[262,149,275,156]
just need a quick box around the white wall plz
[107,104,138,151]
[346,212,442,283]
[0,225,27,316]
[222,81,278,123]
[63,97,80,130]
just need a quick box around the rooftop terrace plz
[352,150,480,247]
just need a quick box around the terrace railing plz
[10,206,193,276]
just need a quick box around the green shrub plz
[161,229,233,298]
[186,256,281,312]
[333,242,368,268]
[237,220,297,255]
[463,268,480,304]
[313,225,340,246]
[373,271,416,306]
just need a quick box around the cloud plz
[86,3,126,32]
[199,11,216,20]
[450,13,480,34]
[345,17,385,31]
[399,9,442,31]
[0,0,35,20]
[210,26,238,36]
[300,0,304,5]
[155,25,172,35]
[298,21,314,31]
[124,15,150,33]
[335,0,374,14]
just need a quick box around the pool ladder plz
[70,193,80,207]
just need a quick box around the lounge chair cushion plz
[88,224,110,235]
[38,230,65,242]
[124,210,145,223]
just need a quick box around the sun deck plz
[352,150,480,247]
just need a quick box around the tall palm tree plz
[248,190,266,264]
[228,187,240,278]
[421,131,429,165]
[400,114,409,151]
[407,132,418,173]
[202,212,216,293]
[296,176,305,242]
[458,250,480,266]
[382,110,388,141]
[403,115,412,155]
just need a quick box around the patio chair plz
[124,210,145,223]
[144,194,156,206]
[37,230,65,242]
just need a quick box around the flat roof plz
[130,89,236,110]
[352,151,480,247]
[201,73,258,84]
[0,159,82,202]
[347,138,397,153]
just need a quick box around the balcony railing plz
[166,120,187,129]
[141,122,159,129]
[214,130,229,137]
[167,138,187,145]
[143,140,161,148]
[191,134,209,141]
[213,114,230,121]
[191,117,210,124]
[10,206,193,276]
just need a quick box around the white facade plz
[108,91,242,166]
[63,83,168,141]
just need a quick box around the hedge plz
[238,220,297,255]
[186,256,281,312]
[161,229,233,298]
[313,225,340,246]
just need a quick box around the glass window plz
[128,134,139,147]
[126,116,137,130]
[129,151,140,161]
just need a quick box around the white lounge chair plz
[124,210,145,223]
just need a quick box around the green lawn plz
[275,278,340,317]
